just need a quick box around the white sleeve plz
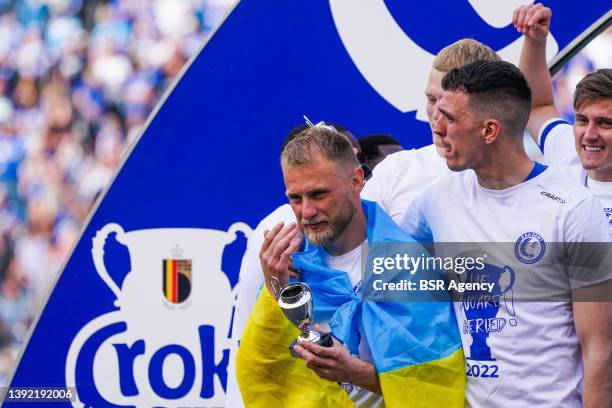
[564,196,610,243]
[362,149,425,223]
[563,196,612,289]
[398,190,433,243]
[361,152,397,212]
[537,119,575,165]
[225,204,296,407]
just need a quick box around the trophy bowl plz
[273,280,333,357]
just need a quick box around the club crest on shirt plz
[514,232,546,264]
[605,208,612,235]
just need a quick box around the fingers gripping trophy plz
[260,222,332,357]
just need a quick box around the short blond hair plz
[281,126,359,169]
[433,39,500,72]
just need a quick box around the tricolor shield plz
[163,259,192,304]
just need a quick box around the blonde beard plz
[301,199,355,247]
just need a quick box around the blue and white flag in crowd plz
[5,1,610,406]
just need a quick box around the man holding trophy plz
[236,125,465,407]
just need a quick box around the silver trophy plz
[270,277,333,357]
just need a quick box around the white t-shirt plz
[361,144,450,221]
[538,119,612,233]
[400,166,611,407]
[321,241,383,408]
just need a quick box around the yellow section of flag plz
[236,287,355,408]
[380,348,466,407]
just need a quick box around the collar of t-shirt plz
[525,161,548,181]
[586,176,612,205]
[321,240,367,290]
[474,162,548,198]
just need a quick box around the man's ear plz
[351,164,365,192]
[482,119,501,144]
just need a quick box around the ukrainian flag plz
[237,201,465,407]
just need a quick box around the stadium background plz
[0,0,609,386]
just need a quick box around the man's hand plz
[513,3,558,140]
[259,222,303,296]
[294,333,382,395]
[512,3,551,42]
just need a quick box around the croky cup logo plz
[65,222,251,406]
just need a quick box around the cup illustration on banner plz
[65,222,251,406]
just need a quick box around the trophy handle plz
[91,223,128,307]
[500,266,516,295]
[269,276,282,300]
[227,222,253,243]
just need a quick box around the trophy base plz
[289,332,333,358]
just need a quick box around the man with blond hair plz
[237,125,464,407]
[361,38,501,219]
[226,38,500,406]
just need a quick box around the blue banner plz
[5,1,609,406]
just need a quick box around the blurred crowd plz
[552,27,611,123]
[0,0,233,384]
[0,0,608,385]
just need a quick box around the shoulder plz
[537,118,576,159]
[361,149,418,202]
[371,149,418,175]
[413,144,449,176]
[538,118,572,143]
[362,199,417,243]
[535,166,592,208]
[426,169,472,192]
[368,145,445,175]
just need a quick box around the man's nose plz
[583,120,599,142]
[301,198,317,220]
[431,108,445,137]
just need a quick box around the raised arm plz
[513,3,560,140]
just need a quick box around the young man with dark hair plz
[400,59,611,407]
[361,38,502,221]
[357,134,403,170]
